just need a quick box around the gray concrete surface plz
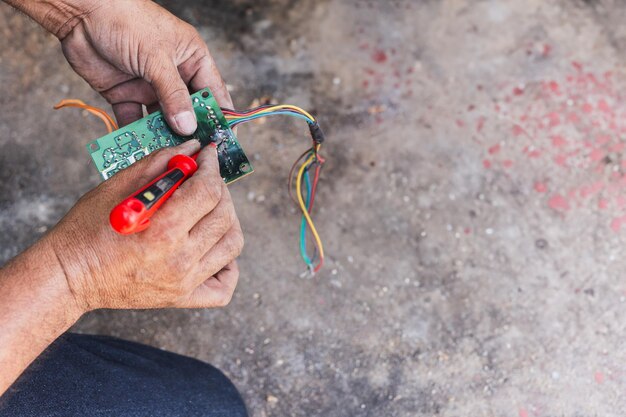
[2,0,626,415]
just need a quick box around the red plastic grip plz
[110,154,198,234]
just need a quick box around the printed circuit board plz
[86,88,252,184]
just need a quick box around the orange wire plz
[54,99,118,133]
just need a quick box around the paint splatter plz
[466,62,626,232]
[595,371,605,384]
[548,194,570,212]
[534,182,548,193]
[372,49,388,64]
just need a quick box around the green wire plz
[299,169,313,267]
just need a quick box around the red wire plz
[221,105,274,117]
[306,162,324,273]
[313,257,324,273]
[308,164,321,211]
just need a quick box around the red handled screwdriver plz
[110,152,199,235]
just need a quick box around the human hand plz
[58,0,233,135]
[43,140,244,312]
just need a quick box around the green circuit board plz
[86,88,253,184]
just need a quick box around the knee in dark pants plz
[0,333,248,417]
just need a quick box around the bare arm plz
[0,142,244,396]
[0,0,241,395]
[0,238,82,394]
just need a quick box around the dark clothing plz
[0,333,247,417]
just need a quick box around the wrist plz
[0,236,84,394]
[3,238,86,325]
[4,0,100,39]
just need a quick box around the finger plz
[188,183,235,253]
[147,56,197,136]
[107,139,201,199]
[191,223,244,282]
[101,79,158,106]
[182,261,239,308]
[187,55,234,109]
[112,102,144,127]
[155,143,223,231]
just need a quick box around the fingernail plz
[173,111,197,135]
[208,142,217,149]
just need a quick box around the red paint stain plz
[598,99,612,113]
[590,148,605,162]
[599,199,609,210]
[554,154,568,167]
[456,119,465,128]
[534,182,548,193]
[472,64,626,232]
[547,112,561,127]
[488,144,501,155]
[611,217,626,232]
[596,134,611,145]
[548,194,570,211]
[512,125,524,136]
[542,43,552,57]
[595,371,605,384]
[579,181,604,198]
[372,49,388,64]
[551,135,567,148]
[476,116,486,133]
[548,80,560,94]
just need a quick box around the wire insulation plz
[54,99,118,133]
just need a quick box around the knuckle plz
[224,205,237,229]
[227,230,245,258]
[218,291,234,307]
[194,176,223,205]
[150,224,179,247]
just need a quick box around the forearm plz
[3,0,99,38]
[0,238,82,395]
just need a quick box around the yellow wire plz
[296,154,324,261]
[224,105,316,122]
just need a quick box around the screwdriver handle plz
[110,154,198,235]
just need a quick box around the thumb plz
[148,57,196,136]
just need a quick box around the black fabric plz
[0,333,247,417]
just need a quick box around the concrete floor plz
[2,0,626,415]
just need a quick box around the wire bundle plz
[55,99,326,273]
[223,105,326,273]
[54,99,118,133]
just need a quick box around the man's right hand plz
[43,140,244,312]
